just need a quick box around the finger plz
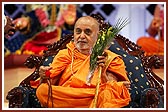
[125,84,131,88]
[123,83,131,89]
[39,70,47,77]
[123,81,131,85]
[97,55,106,61]
[98,63,105,67]
[127,87,131,90]
[97,58,106,63]
[98,55,106,58]
[124,82,131,89]
[97,56,106,67]
[102,52,108,57]
[39,66,46,72]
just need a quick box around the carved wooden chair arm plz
[140,88,163,108]
[6,87,24,108]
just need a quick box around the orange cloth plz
[36,42,131,108]
[137,5,164,56]
[137,36,164,55]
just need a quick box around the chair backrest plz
[110,34,164,98]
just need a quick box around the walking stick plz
[87,17,130,108]
[93,66,102,108]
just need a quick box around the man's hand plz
[97,55,106,67]
[39,66,52,78]
[123,81,131,89]
[97,52,108,68]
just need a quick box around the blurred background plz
[3,3,165,68]
[2,3,165,108]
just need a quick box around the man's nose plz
[79,31,86,38]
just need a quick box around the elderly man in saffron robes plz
[35,16,131,108]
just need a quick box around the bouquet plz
[86,18,130,85]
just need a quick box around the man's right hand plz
[39,66,52,78]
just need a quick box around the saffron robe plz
[137,36,164,55]
[36,42,131,108]
[137,5,164,56]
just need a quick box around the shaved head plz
[73,16,100,55]
[74,16,99,32]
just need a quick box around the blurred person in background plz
[5,4,81,56]
[4,4,82,68]
[137,4,164,56]
[4,15,16,38]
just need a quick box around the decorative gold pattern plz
[135,66,139,70]
[135,78,139,82]
[140,86,144,88]
[146,82,149,85]
[111,42,114,44]
[45,58,48,62]
[123,54,127,57]
[129,60,133,63]
[116,47,120,51]
[141,74,144,78]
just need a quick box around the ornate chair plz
[6,33,164,108]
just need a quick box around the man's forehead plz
[75,16,99,28]
[78,16,95,20]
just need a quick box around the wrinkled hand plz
[4,16,16,38]
[123,81,131,89]
[97,52,107,68]
[39,66,52,78]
